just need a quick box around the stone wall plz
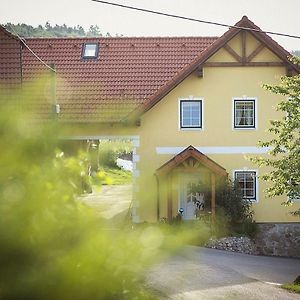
[205,236,258,255]
[255,223,300,258]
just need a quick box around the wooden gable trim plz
[241,30,247,63]
[204,61,285,67]
[156,145,227,177]
[243,27,299,73]
[223,44,242,62]
[246,43,265,62]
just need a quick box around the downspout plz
[155,173,160,222]
[19,43,23,87]
[50,63,59,118]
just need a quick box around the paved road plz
[147,246,300,300]
[80,184,132,223]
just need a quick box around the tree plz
[291,50,300,58]
[252,57,300,216]
[87,25,102,36]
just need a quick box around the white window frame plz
[232,97,257,130]
[178,97,204,131]
[233,169,259,203]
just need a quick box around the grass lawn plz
[281,284,300,293]
[93,167,132,185]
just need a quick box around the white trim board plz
[156,146,271,155]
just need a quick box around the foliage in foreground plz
[0,82,209,299]
[251,56,300,216]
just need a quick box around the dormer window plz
[82,43,99,59]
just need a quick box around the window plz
[180,100,202,129]
[82,43,99,59]
[234,99,255,128]
[234,171,257,201]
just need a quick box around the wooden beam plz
[204,62,285,67]
[167,174,173,221]
[286,65,294,77]
[246,44,264,62]
[196,66,203,77]
[211,173,216,221]
[223,44,242,62]
[182,161,189,169]
[241,30,246,64]
[193,161,201,169]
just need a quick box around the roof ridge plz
[25,36,219,41]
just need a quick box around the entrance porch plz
[156,145,227,221]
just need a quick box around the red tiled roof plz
[22,36,218,122]
[4,16,298,123]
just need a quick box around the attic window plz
[82,43,99,59]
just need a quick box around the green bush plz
[216,179,257,238]
[231,218,258,238]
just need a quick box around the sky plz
[1,0,300,51]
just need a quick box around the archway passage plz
[156,145,228,221]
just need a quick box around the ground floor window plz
[234,170,257,201]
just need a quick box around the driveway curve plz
[147,246,300,300]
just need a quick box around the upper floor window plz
[82,43,99,59]
[180,100,202,129]
[234,99,256,129]
[234,170,257,202]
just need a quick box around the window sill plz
[179,127,203,131]
[233,127,257,131]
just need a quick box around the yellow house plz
[1,16,300,224]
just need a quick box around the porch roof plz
[156,145,228,177]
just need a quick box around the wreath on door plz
[187,181,206,213]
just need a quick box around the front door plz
[179,175,205,220]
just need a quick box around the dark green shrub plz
[216,179,256,237]
[231,218,258,238]
[216,179,254,222]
